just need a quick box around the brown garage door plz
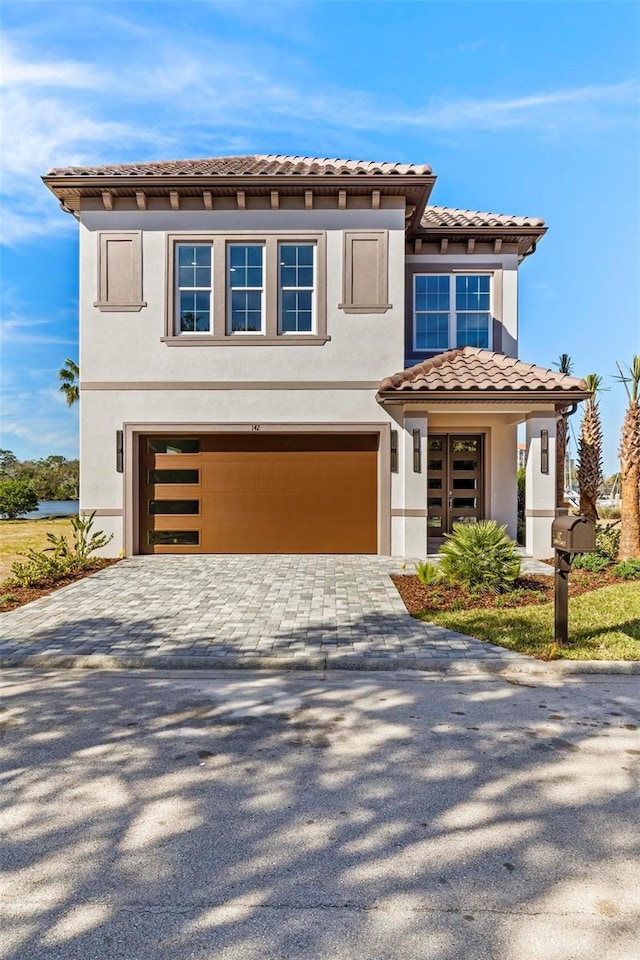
[139,433,378,554]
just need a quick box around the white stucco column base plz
[400,414,428,558]
[525,415,557,559]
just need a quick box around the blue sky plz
[0,0,638,473]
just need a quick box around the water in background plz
[25,500,79,518]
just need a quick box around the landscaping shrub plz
[572,522,620,569]
[45,511,113,565]
[571,553,612,573]
[613,558,640,580]
[0,479,38,519]
[9,545,76,587]
[414,560,442,585]
[438,520,521,592]
[595,522,620,561]
[7,512,113,589]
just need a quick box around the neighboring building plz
[43,155,589,559]
[517,443,527,469]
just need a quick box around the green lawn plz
[417,582,640,660]
[0,518,74,582]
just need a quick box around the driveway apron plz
[0,555,523,666]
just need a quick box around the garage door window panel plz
[149,531,200,546]
[149,500,200,515]
[147,438,200,455]
[148,469,200,484]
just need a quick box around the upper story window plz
[166,233,328,344]
[279,243,315,334]
[228,244,264,334]
[414,274,491,352]
[177,245,212,333]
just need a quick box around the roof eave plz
[42,172,436,197]
[415,225,547,237]
[42,171,436,235]
[377,388,591,405]
[411,223,546,257]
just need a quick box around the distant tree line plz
[0,450,79,501]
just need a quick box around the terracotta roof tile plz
[46,154,433,178]
[380,348,588,395]
[421,205,545,229]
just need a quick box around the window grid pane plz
[177,244,212,334]
[414,275,450,350]
[228,245,264,333]
[456,312,490,348]
[279,243,315,334]
[415,312,449,350]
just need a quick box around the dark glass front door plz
[427,434,484,535]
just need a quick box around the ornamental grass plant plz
[438,520,521,592]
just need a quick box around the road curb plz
[1,651,639,676]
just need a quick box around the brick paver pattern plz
[0,555,522,663]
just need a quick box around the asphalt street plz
[1,668,639,960]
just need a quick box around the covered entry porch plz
[378,347,590,559]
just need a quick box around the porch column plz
[402,413,428,557]
[525,415,556,559]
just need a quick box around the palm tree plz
[554,354,573,508]
[616,356,640,560]
[58,358,79,407]
[576,374,604,523]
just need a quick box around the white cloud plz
[0,419,78,457]
[403,80,640,131]
[1,23,638,244]
[0,42,105,89]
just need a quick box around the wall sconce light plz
[116,430,124,473]
[540,429,549,475]
[390,430,398,473]
[413,429,421,473]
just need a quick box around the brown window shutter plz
[340,230,391,313]
[94,232,146,312]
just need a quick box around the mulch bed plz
[0,559,120,613]
[391,566,625,615]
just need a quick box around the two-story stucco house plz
[43,155,589,560]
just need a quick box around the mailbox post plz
[551,516,596,644]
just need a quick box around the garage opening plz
[139,432,379,554]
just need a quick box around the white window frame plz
[175,243,213,335]
[278,241,316,335]
[413,273,493,352]
[165,232,328,344]
[227,242,265,335]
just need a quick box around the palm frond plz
[554,353,574,375]
[614,356,640,402]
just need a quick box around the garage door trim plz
[123,421,391,556]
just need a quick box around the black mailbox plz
[551,515,596,553]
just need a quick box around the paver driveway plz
[0,555,522,666]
